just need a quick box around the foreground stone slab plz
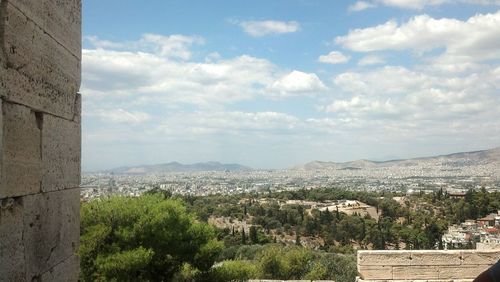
[356,279,473,282]
[23,188,80,280]
[357,250,500,281]
[0,1,80,120]
[7,0,82,58]
[0,0,81,281]
[0,197,25,282]
[42,107,81,192]
[0,101,42,198]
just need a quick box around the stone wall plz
[0,0,81,281]
[357,250,500,281]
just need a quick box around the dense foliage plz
[174,245,356,282]
[80,194,222,281]
[184,187,500,251]
[80,187,500,281]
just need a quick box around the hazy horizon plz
[84,145,499,172]
[82,1,500,171]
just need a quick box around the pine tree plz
[249,226,258,244]
[241,228,246,244]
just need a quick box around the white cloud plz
[349,0,500,11]
[81,30,500,170]
[88,109,152,124]
[376,0,447,10]
[328,64,499,124]
[82,49,278,106]
[140,34,203,60]
[85,34,203,60]
[325,96,401,118]
[239,20,300,37]
[349,1,377,11]
[85,36,126,49]
[318,51,351,64]
[270,70,326,96]
[334,66,431,94]
[155,111,302,137]
[336,11,500,67]
[82,34,326,114]
[358,55,386,65]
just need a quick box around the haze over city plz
[82,0,500,171]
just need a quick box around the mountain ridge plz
[293,147,500,170]
[106,161,252,174]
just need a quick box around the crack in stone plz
[20,197,28,281]
[6,1,80,61]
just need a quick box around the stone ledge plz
[359,250,500,267]
[357,250,499,280]
[356,278,473,282]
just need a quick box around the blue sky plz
[82,0,500,170]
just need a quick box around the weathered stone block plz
[1,68,79,120]
[5,0,44,31]
[460,250,500,265]
[43,0,81,58]
[393,265,440,280]
[7,0,81,58]
[2,1,44,79]
[40,254,79,282]
[0,101,41,198]
[0,1,80,119]
[22,188,80,280]
[409,250,462,266]
[40,34,81,106]
[439,265,487,279]
[358,265,393,280]
[42,112,80,192]
[358,250,411,266]
[0,197,26,282]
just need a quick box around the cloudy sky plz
[82,0,500,171]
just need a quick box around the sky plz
[82,0,500,171]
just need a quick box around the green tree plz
[241,228,247,245]
[210,260,260,282]
[80,194,222,281]
[249,226,258,244]
[259,246,286,279]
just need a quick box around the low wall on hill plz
[357,249,500,281]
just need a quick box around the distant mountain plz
[293,147,500,170]
[107,161,252,174]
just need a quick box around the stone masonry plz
[0,0,81,281]
[357,250,500,281]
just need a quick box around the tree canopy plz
[80,194,222,281]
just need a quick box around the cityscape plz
[82,147,500,199]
